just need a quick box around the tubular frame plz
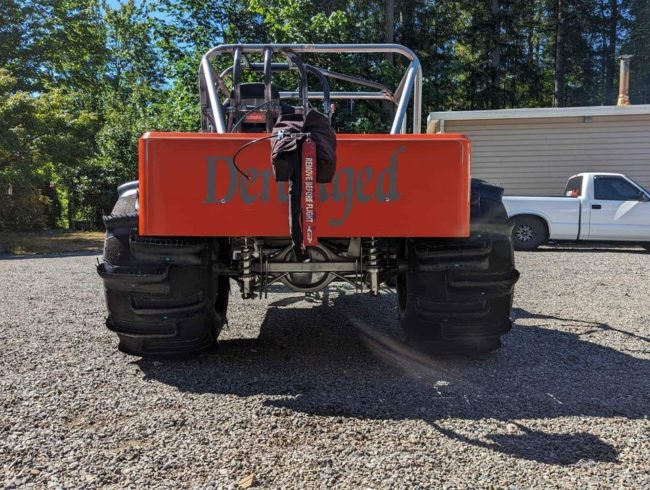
[198,44,423,134]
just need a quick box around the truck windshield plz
[564,176,583,197]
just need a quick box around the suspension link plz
[240,237,254,299]
[366,237,381,296]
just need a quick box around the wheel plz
[97,188,229,357]
[511,215,547,251]
[397,179,520,356]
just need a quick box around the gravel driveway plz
[1,247,649,488]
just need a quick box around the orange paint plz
[138,132,471,238]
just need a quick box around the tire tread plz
[398,179,518,355]
[97,189,227,357]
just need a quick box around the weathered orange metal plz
[138,132,471,237]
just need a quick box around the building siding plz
[431,113,650,196]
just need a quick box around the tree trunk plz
[553,0,567,107]
[384,0,395,64]
[604,0,619,104]
[490,0,502,109]
[383,0,395,125]
[67,190,75,230]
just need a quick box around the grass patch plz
[0,230,105,255]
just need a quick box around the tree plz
[0,69,47,230]
[34,88,99,227]
[553,0,567,106]
[30,0,107,109]
[604,0,620,103]
[625,0,650,103]
[384,0,395,63]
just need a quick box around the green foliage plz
[0,69,50,230]
[0,0,647,230]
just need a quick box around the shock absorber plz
[366,237,380,296]
[240,237,254,299]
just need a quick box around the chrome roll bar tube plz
[199,43,423,134]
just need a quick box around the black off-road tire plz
[97,189,229,357]
[397,179,520,356]
[511,215,547,251]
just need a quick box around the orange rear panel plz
[139,132,471,237]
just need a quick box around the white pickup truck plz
[503,173,650,251]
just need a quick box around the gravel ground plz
[1,247,649,489]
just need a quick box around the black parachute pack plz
[269,110,336,260]
[270,109,337,183]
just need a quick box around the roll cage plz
[198,44,423,135]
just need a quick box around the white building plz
[427,105,650,196]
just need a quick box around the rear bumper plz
[138,132,471,238]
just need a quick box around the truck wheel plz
[511,215,547,251]
[97,190,229,357]
[397,179,519,355]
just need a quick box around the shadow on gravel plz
[137,288,649,465]
[430,422,619,465]
[512,308,650,344]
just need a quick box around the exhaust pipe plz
[617,55,633,106]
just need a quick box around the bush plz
[0,184,51,231]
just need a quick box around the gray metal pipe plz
[390,63,417,134]
[200,57,226,133]
[413,66,422,133]
[279,91,393,101]
[204,44,420,61]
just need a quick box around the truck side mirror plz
[640,192,650,202]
